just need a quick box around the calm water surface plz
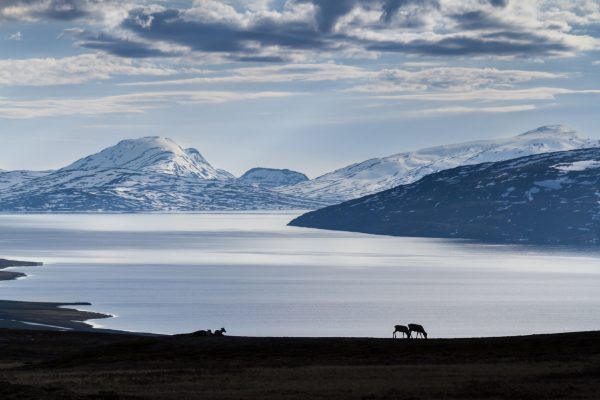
[0,213,599,337]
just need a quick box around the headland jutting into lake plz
[0,259,116,332]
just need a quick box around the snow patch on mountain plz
[554,160,600,172]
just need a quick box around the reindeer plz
[393,325,411,339]
[192,329,212,337]
[212,327,227,336]
[408,323,427,339]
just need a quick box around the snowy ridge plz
[276,125,598,204]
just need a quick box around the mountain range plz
[290,147,600,245]
[0,125,598,213]
[0,137,322,212]
[276,125,599,204]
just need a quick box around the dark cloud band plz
[8,0,595,61]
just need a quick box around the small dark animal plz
[408,323,427,339]
[393,325,411,339]
[212,327,226,336]
[192,329,212,337]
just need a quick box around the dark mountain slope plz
[290,148,600,245]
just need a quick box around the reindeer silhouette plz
[393,325,411,339]
[212,327,227,336]
[192,329,212,337]
[408,323,427,339]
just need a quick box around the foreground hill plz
[1,329,600,399]
[277,125,599,204]
[0,137,323,212]
[290,147,600,245]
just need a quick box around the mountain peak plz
[517,125,582,138]
[62,136,232,180]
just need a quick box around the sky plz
[0,0,599,178]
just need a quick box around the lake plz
[1,213,599,338]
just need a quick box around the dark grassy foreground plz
[1,329,600,399]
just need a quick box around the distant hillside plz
[290,147,600,245]
[238,168,308,188]
[278,125,600,204]
[0,137,324,212]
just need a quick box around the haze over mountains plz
[277,125,599,204]
[290,147,600,245]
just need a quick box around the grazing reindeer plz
[393,325,411,339]
[212,327,227,336]
[192,329,212,337]
[408,324,427,339]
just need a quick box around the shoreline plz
[0,258,42,282]
[0,258,131,334]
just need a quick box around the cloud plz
[0,53,176,86]
[366,33,572,57]
[349,67,564,93]
[0,0,95,21]
[121,6,326,55]
[9,32,22,41]
[420,104,538,114]
[69,31,179,58]
[0,90,301,119]
[122,64,566,107]
[122,62,377,86]
[373,87,600,102]
[380,0,439,24]
[56,0,598,60]
[4,1,600,63]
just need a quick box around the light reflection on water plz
[0,213,599,337]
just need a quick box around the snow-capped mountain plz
[238,168,308,188]
[63,137,233,180]
[277,125,599,204]
[290,147,600,245]
[0,137,324,212]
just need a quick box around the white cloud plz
[419,104,539,114]
[122,62,377,86]
[8,31,22,41]
[0,90,301,119]
[0,53,177,86]
[373,87,600,102]
[350,67,565,93]
[123,64,566,100]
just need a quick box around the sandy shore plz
[0,259,117,332]
[0,329,599,399]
